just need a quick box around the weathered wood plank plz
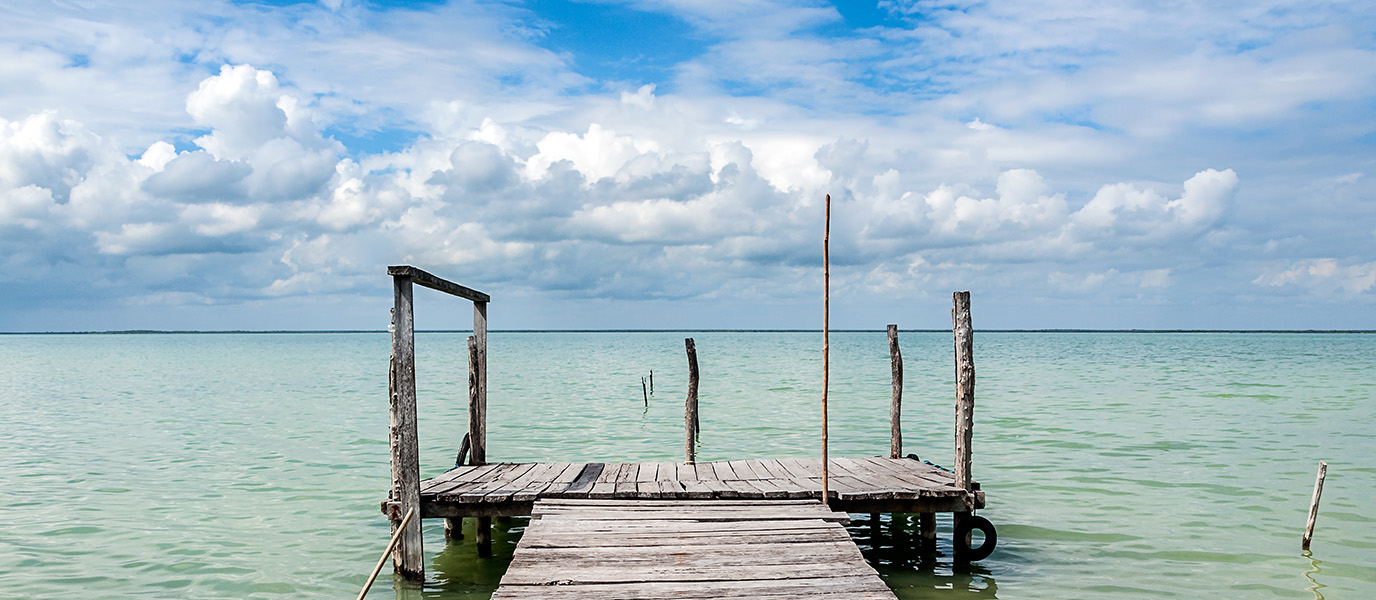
[888,324,903,459]
[953,290,975,491]
[387,265,491,302]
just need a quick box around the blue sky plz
[1,0,1374,331]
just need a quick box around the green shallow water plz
[1,331,1373,598]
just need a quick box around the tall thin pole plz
[822,194,830,506]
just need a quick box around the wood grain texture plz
[472,301,488,465]
[888,324,902,459]
[952,291,975,492]
[1303,461,1327,550]
[685,337,699,464]
[492,499,895,599]
[388,276,423,579]
[386,265,490,302]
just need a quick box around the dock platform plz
[491,498,897,600]
[382,456,983,519]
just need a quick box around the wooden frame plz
[387,265,488,580]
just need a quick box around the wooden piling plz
[952,291,975,492]
[468,336,484,465]
[888,324,902,459]
[1303,461,1327,550]
[685,338,699,464]
[389,275,424,579]
[919,512,936,550]
[472,301,488,465]
[649,370,654,394]
[476,516,492,557]
[642,377,648,407]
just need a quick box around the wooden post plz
[1303,461,1327,550]
[822,193,830,506]
[888,324,902,459]
[476,516,492,557]
[389,276,424,579]
[445,517,463,540]
[952,291,975,491]
[642,377,648,407]
[472,301,488,465]
[919,512,937,550]
[649,370,654,394]
[684,338,699,464]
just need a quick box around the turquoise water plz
[0,332,1372,598]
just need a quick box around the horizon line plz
[2,328,1374,335]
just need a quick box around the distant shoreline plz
[3,329,1374,335]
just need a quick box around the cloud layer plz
[1,1,1374,330]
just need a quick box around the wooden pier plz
[491,499,895,599]
[379,265,995,588]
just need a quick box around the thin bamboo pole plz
[822,193,830,506]
[356,507,416,600]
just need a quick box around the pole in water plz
[821,193,830,506]
[649,370,654,394]
[642,377,649,407]
[1303,461,1327,550]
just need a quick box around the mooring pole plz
[888,324,903,459]
[685,338,699,464]
[389,276,424,579]
[951,291,976,559]
[821,193,831,506]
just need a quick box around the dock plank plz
[493,499,896,599]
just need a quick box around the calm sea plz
[1,332,1372,598]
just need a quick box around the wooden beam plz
[952,291,975,492]
[387,265,491,302]
[389,276,424,579]
[888,324,902,459]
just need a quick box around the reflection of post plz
[684,338,699,464]
[1303,461,1327,550]
[888,324,903,459]
[389,277,423,579]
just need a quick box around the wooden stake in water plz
[1303,461,1327,550]
[822,193,831,506]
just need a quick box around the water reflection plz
[849,513,1000,598]
[1302,550,1326,600]
[388,518,527,599]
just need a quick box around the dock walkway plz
[385,456,984,519]
[490,498,898,600]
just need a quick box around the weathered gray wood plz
[473,300,488,465]
[388,277,424,579]
[952,291,975,492]
[493,499,896,599]
[387,265,491,302]
[685,337,699,464]
[888,324,902,459]
[1303,460,1327,550]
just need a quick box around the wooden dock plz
[491,498,896,600]
[384,456,983,519]
[378,265,996,586]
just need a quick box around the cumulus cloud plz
[1254,259,1376,295]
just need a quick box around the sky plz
[1,0,1374,331]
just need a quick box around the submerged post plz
[389,275,424,579]
[684,338,699,463]
[888,324,903,459]
[1303,461,1327,550]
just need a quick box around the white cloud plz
[1254,259,1376,294]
